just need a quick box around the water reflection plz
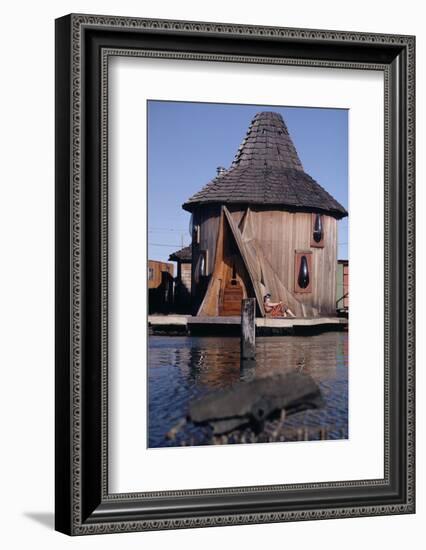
[148,332,348,447]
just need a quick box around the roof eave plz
[182,200,348,219]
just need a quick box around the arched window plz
[294,251,313,293]
[298,255,310,288]
[311,213,325,247]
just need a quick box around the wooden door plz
[219,260,244,316]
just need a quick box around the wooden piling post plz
[241,298,256,360]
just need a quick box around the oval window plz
[298,255,310,289]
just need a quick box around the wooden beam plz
[241,298,256,359]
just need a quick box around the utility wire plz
[148,227,188,232]
[149,242,189,247]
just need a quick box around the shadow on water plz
[148,332,348,447]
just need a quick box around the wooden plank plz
[222,206,266,316]
[221,281,244,315]
[239,210,314,318]
[182,315,348,327]
[196,210,225,316]
[241,298,256,359]
[197,208,257,316]
[248,232,303,316]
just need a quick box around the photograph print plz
[147,101,349,448]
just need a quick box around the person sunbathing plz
[263,293,296,318]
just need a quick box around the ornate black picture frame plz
[55,14,415,535]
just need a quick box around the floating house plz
[169,245,192,313]
[148,259,174,313]
[182,111,348,318]
[336,259,349,315]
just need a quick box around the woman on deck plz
[263,294,296,318]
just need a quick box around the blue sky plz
[148,101,348,262]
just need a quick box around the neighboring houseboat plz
[169,245,192,313]
[148,260,174,313]
[336,259,349,316]
[182,111,348,317]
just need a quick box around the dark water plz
[148,332,348,447]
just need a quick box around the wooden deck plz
[148,314,348,335]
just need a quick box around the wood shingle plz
[182,111,348,219]
[169,245,192,262]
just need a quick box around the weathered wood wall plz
[173,261,192,313]
[180,263,192,293]
[336,260,349,311]
[196,212,253,316]
[148,261,174,313]
[148,260,174,289]
[191,206,220,313]
[192,206,338,316]
[244,209,337,315]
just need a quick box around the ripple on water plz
[148,332,348,447]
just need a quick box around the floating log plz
[188,372,324,435]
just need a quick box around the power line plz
[149,242,188,247]
[148,227,188,232]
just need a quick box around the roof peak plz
[253,111,285,119]
[231,111,303,171]
[182,111,347,219]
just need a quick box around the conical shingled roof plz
[182,111,348,219]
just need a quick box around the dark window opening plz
[294,251,313,293]
[313,214,323,243]
[199,250,208,277]
[311,213,325,248]
[189,214,200,244]
[298,255,310,288]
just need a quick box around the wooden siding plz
[148,260,174,314]
[336,261,349,310]
[193,205,338,317]
[180,263,191,293]
[173,261,192,314]
[343,265,349,308]
[148,260,174,289]
[245,208,337,315]
[197,211,253,316]
[310,213,325,248]
[191,206,220,312]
